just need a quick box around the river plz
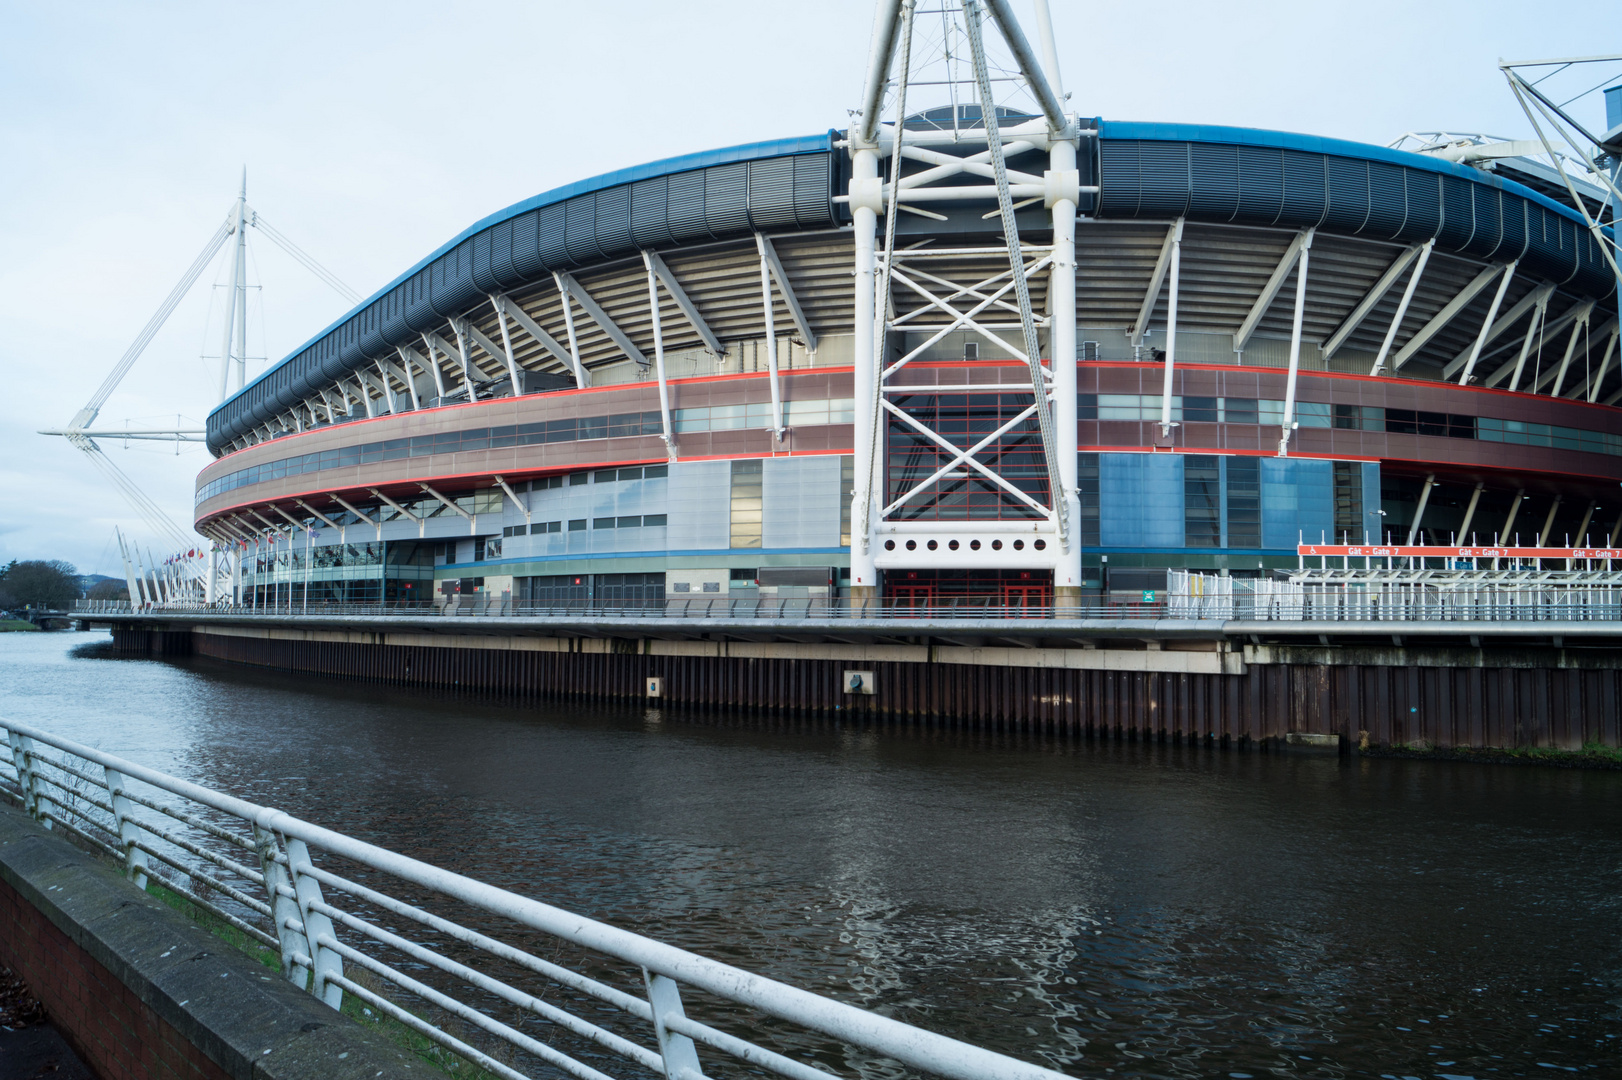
[1,631,1617,1078]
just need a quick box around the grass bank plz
[1362,740,1622,770]
[0,620,39,632]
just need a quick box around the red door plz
[892,585,935,610]
[1002,585,1050,614]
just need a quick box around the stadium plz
[191,9,1621,612]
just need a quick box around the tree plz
[0,560,82,610]
[86,579,129,603]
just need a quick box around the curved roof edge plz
[223,132,832,410]
[1098,119,1609,235]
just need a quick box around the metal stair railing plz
[0,718,1071,1080]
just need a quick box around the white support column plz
[1369,240,1434,376]
[447,321,480,390]
[1130,218,1184,350]
[1458,481,1485,542]
[641,252,677,460]
[755,235,786,441]
[488,294,526,394]
[496,296,587,387]
[849,146,881,599]
[369,487,424,539]
[371,362,398,414]
[1575,499,1596,545]
[419,336,448,400]
[386,353,420,411]
[1049,134,1081,596]
[1406,474,1436,545]
[492,475,531,527]
[1538,495,1562,546]
[418,483,476,534]
[1323,244,1423,361]
[1456,261,1518,385]
[553,274,588,386]
[553,271,650,368]
[331,493,382,541]
[1276,231,1313,456]
[1504,293,1552,391]
[756,234,818,353]
[1235,230,1313,355]
[1157,217,1185,439]
[1443,281,1552,379]
[1588,323,1620,402]
[1548,302,1596,396]
[1391,263,1503,371]
[644,252,727,359]
[356,377,377,418]
[1501,489,1526,544]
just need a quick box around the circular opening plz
[884,540,896,551]
[948,539,960,551]
[1034,538,1047,551]
[970,539,982,551]
[1013,539,1025,551]
[906,539,918,551]
[991,539,1004,551]
[927,539,938,551]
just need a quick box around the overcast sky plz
[1,0,1617,576]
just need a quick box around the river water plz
[1,631,1618,1078]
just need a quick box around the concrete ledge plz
[0,802,421,1079]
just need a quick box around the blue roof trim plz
[1097,119,1605,234]
[226,133,832,407]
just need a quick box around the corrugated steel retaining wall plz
[115,627,1622,751]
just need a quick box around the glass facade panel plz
[729,459,763,548]
[886,393,1048,520]
[1184,456,1221,547]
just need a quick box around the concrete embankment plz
[107,615,1622,753]
[0,801,417,1079]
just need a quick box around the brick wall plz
[0,871,228,1079]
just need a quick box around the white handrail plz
[0,718,1070,1080]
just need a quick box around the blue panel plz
[1234,145,1283,225]
[704,163,750,234]
[1322,157,1369,234]
[747,157,798,229]
[593,184,633,258]
[793,154,833,225]
[537,203,568,268]
[1365,160,1408,238]
[1099,454,1183,548]
[1435,174,1475,251]
[1261,458,1333,549]
[1466,184,1503,261]
[630,177,673,249]
[1279,150,1326,227]
[509,210,543,281]
[667,170,711,241]
[1097,139,1142,216]
[1188,142,1239,220]
[1137,143,1190,216]
[1360,462,1381,544]
[564,195,602,265]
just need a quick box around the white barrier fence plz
[0,719,1070,1080]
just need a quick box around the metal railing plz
[76,594,1622,623]
[0,719,1068,1080]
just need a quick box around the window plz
[530,521,562,535]
[1227,457,1261,547]
[616,515,642,528]
[1184,456,1221,547]
[569,473,588,486]
[840,455,854,547]
[1224,398,1259,425]
[594,469,618,483]
[568,518,587,531]
[964,341,979,360]
[1334,462,1362,543]
[1296,401,1332,427]
[484,538,502,560]
[1078,341,1100,361]
[593,517,616,530]
[730,459,763,548]
[644,514,668,527]
[533,475,564,491]
[730,568,757,586]
[1077,452,1100,547]
[1183,397,1219,423]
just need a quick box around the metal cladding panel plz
[1188,142,1239,220]
[378,284,410,344]
[1279,150,1326,227]
[630,176,674,248]
[564,196,602,266]
[431,244,481,316]
[793,153,834,225]
[537,203,568,268]
[704,163,751,234]
[667,170,711,241]
[1364,160,1408,238]
[1435,175,1476,252]
[1234,146,1284,225]
[470,228,497,293]
[747,156,798,228]
[402,270,439,333]
[1097,140,1143,216]
[1551,215,1580,284]
[593,184,634,259]
[1497,196,1528,267]
[509,210,543,280]
[1322,156,1371,234]
[319,336,349,382]
[1398,171,1441,243]
[1465,185,1504,261]
[1136,143,1190,216]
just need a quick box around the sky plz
[1,0,1618,576]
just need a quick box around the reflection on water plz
[2,632,1619,1077]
